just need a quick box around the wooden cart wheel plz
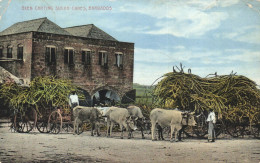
[193,125,207,138]
[183,125,196,137]
[77,122,91,135]
[226,123,245,137]
[36,119,50,133]
[251,124,260,139]
[14,108,37,133]
[36,108,52,133]
[215,120,225,138]
[193,114,208,138]
[48,110,62,134]
[62,123,74,133]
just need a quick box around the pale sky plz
[0,0,259,86]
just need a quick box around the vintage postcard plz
[0,0,259,162]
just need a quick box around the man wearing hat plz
[207,108,216,142]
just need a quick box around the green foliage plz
[0,76,84,115]
[152,71,260,124]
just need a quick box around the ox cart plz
[11,105,77,134]
[181,112,260,139]
[11,105,106,135]
[11,105,259,139]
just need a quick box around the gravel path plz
[0,120,259,163]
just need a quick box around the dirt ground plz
[0,119,259,163]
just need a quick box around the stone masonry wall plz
[0,32,33,84]
[31,32,134,97]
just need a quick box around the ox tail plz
[72,106,78,112]
[72,106,84,118]
[73,105,82,112]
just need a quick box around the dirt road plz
[0,120,259,163]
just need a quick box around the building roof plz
[64,24,118,41]
[0,17,118,41]
[0,17,71,36]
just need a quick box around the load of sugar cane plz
[152,65,260,125]
[0,76,84,115]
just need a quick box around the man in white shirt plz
[207,108,216,142]
[69,91,79,109]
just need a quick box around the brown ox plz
[73,106,102,136]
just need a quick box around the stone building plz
[0,17,135,106]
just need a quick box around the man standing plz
[207,108,216,142]
[69,91,79,109]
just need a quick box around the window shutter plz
[104,53,108,64]
[99,52,102,65]
[51,47,56,63]
[0,49,2,58]
[104,53,108,68]
[115,54,118,66]
[7,47,12,58]
[69,49,74,64]
[18,46,23,60]
[45,47,50,63]
[64,49,68,64]
[87,51,91,65]
[82,51,86,63]
[120,54,123,66]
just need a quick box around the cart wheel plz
[193,125,207,138]
[77,122,91,135]
[193,113,207,138]
[226,123,245,137]
[251,125,260,139]
[62,123,74,133]
[36,120,50,133]
[183,125,196,137]
[14,109,36,133]
[215,120,225,138]
[48,111,62,134]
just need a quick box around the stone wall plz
[0,31,135,102]
[31,32,134,98]
[0,32,33,85]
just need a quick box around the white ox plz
[105,107,137,139]
[150,108,197,142]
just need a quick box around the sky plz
[0,0,259,86]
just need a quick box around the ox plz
[150,108,197,142]
[127,105,146,139]
[105,107,137,139]
[73,106,102,136]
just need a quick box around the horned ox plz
[127,105,146,139]
[105,107,137,139]
[150,108,197,142]
[73,106,102,136]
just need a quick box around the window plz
[7,46,12,58]
[99,51,108,67]
[64,48,74,65]
[82,50,91,65]
[17,44,23,60]
[45,46,56,64]
[0,46,3,58]
[115,53,123,68]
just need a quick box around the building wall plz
[0,32,33,84]
[31,32,134,98]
